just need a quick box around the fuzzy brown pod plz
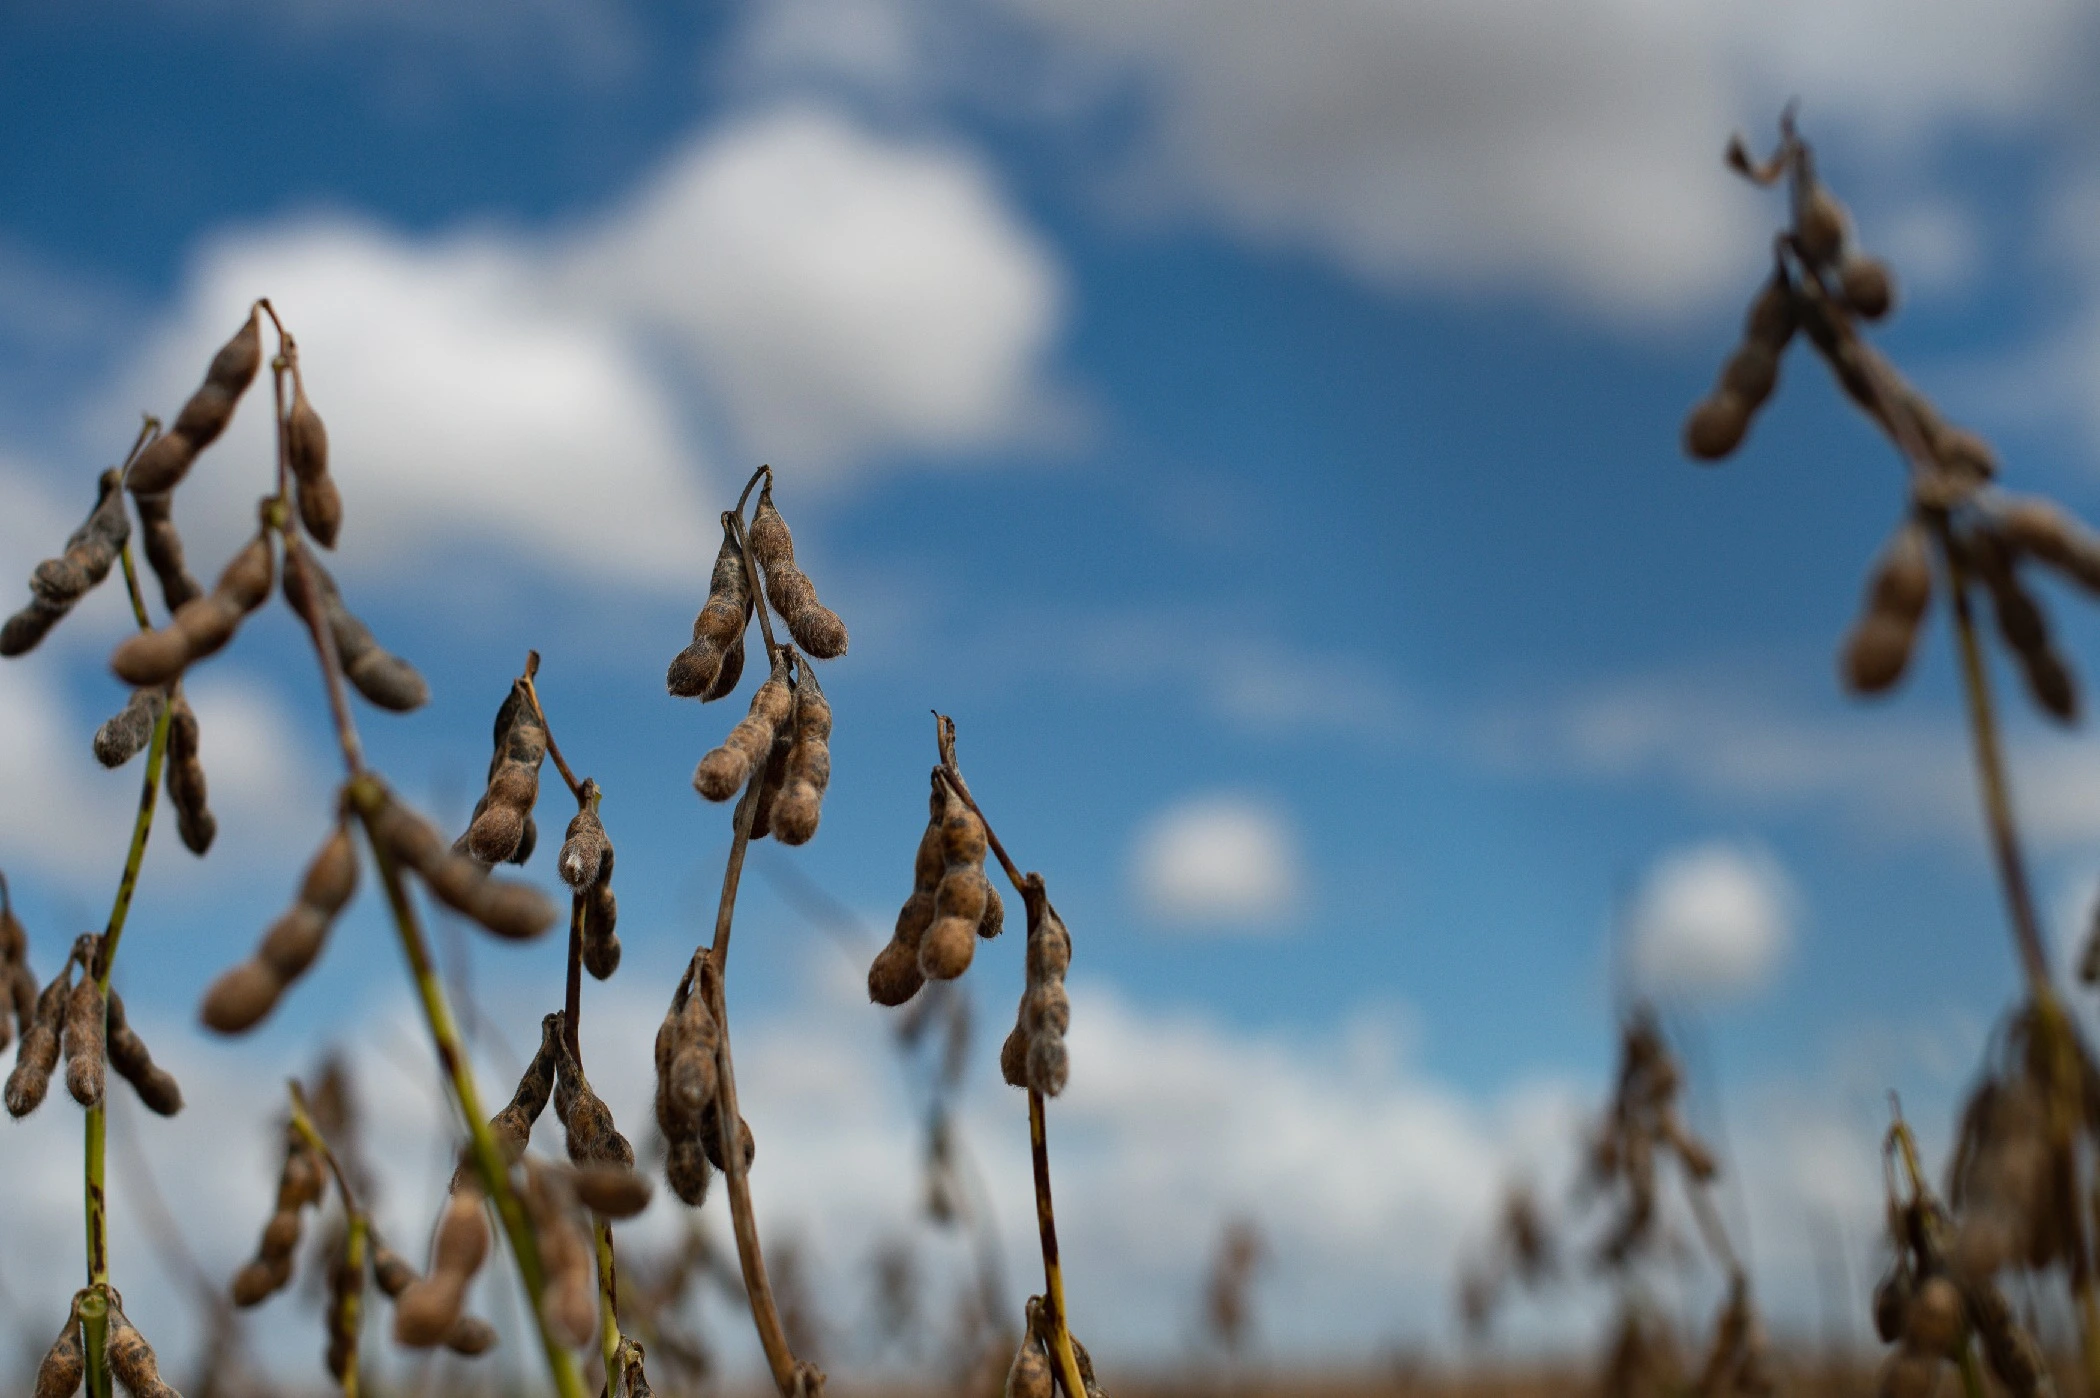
[460,680,548,864]
[2,468,131,657]
[1683,392,1751,464]
[1002,874,1073,1096]
[1997,495,2100,595]
[233,1127,325,1307]
[526,1163,600,1349]
[487,1014,561,1169]
[560,785,621,979]
[126,307,262,495]
[558,786,610,890]
[748,726,795,841]
[668,518,754,699]
[772,664,832,846]
[554,1014,634,1167]
[1903,1276,1964,1360]
[110,530,273,688]
[748,483,849,658]
[1005,1332,1052,1398]
[132,491,201,614]
[665,1136,715,1208]
[699,1099,755,1174]
[62,969,107,1107]
[1794,182,1848,265]
[695,648,794,801]
[870,778,944,1006]
[582,844,620,979]
[445,1316,497,1356]
[285,373,340,547]
[1970,529,2078,721]
[655,955,721,1143]
[1841,254,1895,320]
[570,1160,653,1217]
[7,957,74,1118]
[281,549,428,712]
[33,1308,84,1398]
[201,819,357,1033]
[94,688,166,769]
[394,1180,491,1347]
[372,1242,419,1297]
[1965,1277,2046,1398]
[163,688,217,856]
[1841,516,1934,695]
[920,778,990,982]
[365,786,559,940]
[107,1308,180,1398]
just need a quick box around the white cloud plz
[573,105,1064,472]
[1626,842,1795,1004]
[1131,794,1301,928]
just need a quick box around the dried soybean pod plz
[1841,254,1895,320]
[462,679,547,864]
[1966,1278,2045,1398]
[554,1019,634,1168]
[372,1241,418,1298]
[695,648,794,801]
[444,1316,497,1356]
[6,960,71,1117]
[1744,266,1798,349]
[34,1307,84,1398]
[1683,392,1751,463]
[748,483,848,658]
[110,530,274,687]
[582,844,619,979]
[1841,516,1934,695]
[570,1161,653,1217]
[488,1014,561,1167]
[62,969,107,1108]
[106,992,181,1116]
[201,818,358,1033]
[669,518,755,698]
[747,727,795,841]
[665,1137,714,1207]
[281,550,428,712]
[525,1162,599,1348]
[1006,1331,1053,1398]
[285,370,340,547]
[1795,180,1847,265]
[394,1181,490,1346]
[920,778,989,981]
[772,664,832,846]
[1010,874,1073,1096]
[1973,530,2078,721]
[367,788,558,940]
[127,305,262,494]
[163,688,216,855]
[2,468,131,657]
[699,1098,756,1173]
[132,491,201,614]
[870,780,944,1006]
[557,783,610,891]
[106,1308,178,1398]
[1998,495,2100,594]
[93,688,166,769]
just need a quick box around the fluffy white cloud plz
[574,105,1064,472]
[1131,794,1301,928]
[1626,841,1795,1003]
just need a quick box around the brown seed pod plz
[558,785,610,891]
[1905,1276,1964,1360]
[285,372,341,548]
[655,955,722,1176]
[33,1308,85,1398]
[570,1161,653,1218]
[107,1308,177,1398]
[234,1128,325,1307]
[1744,268,1799,349]
[1006,1332,1052,1398]
[1996,495,2100,595]
[1966,1277,2045,1398]
[582,849,620,979]
[668,518,755,699]
[920,780,989,982]
[1003,874,1074,1096]
[110,530,274,687]
[624,1347,657,1398]
[132,490,201,614]
[62,969,107,1107]
[772,665,832,847]
[201,819,357,1033]
[366,787,559,940]
[748,483,849,658]
[1721,343,1780,409]
[1841,516,1934,695]
[748,726,796,841]
[488,1014,561,1167]
[126,306,263,494]
[394,1181,491,1347]
[870,781,945,1006]
[93,687,167,769]
[163,688,216,856]
[1873,1258,1914,1345]
[459,680,548,864]
[1795,183,1847,265]
[1879,1351,1940,1398]
[1929,424,1997,484]
[526,1162,600,1348]
[665,1135,715,1207]
[1841,254,1894,320]
[280,549,428,712]
[1971,530,2078,721]
[1683,392,1751,463]
[2,468,131,658]
[7,958,73,1118]
[554,1017,634,1168]
[373,1242,419,1298]
[444,1315,497,1356]
[699,1099,755,1174]
[695,648,794,801]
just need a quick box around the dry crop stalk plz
[1689,111,2100,1388]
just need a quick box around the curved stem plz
[521,651,585,803]
[348,782,585,1398]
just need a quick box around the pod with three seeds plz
[110,530,274,688]
[668,518,754,700]
[201,816,358,1033]
[695,649,794,801]
[2,469,131,657]
[126,307,263,495]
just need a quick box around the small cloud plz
[1626,840,1796,1004]
[1131,793,1302,929]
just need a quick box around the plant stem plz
[1029,1090,1090,1398]
[349,780,586,1398]
[704,764,812,1395]
[596,1221,621,1398]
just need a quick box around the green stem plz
[596,1220,621,1398]
[349,781,585,1398]
[79,1288,110,1398]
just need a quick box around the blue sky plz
[6,0,2100,1381]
